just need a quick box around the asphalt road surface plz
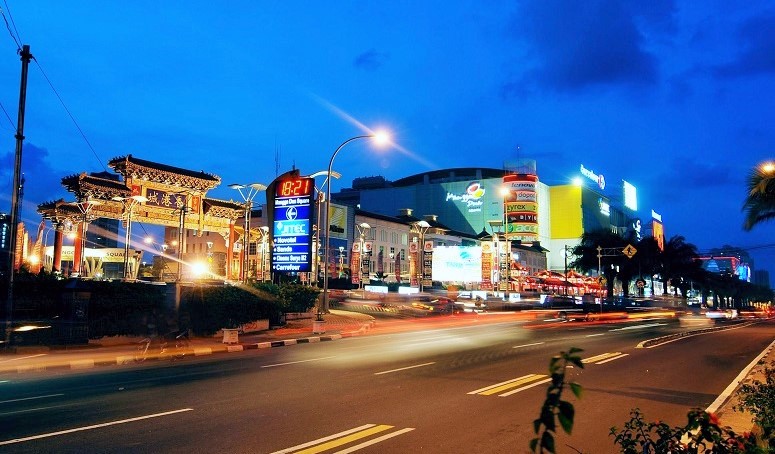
[1,317,773,453]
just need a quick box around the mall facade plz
[331,161,666,275]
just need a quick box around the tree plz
[743,162,775,231]
[571,229,628,297]
[660,235,699,299]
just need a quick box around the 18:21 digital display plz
[275,178,313,197]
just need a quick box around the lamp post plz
[411,220,431,293]
[355,222,370,289]
[229,183,267,283]
[160,243,168,280]
[306,170,341,286]
[338,246,345,278]
[71,198,102,277]
[322,131,391,315]
[487,219,503,292]
[257,226,269,281]
[112,195,148,279]
[206,241,213,277]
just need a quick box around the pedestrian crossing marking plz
[271,424,415,454]
[468,374,549,396]
[582,352,629,364]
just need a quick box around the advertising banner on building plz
[409,241,419,287]
[481,241,493,290]
[503,173,539,242]
[499,241,509,292]
[422,240,433,287]
[351,242,361,285]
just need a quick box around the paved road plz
[1,317,772,453]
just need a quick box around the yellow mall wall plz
[549,185,583,238]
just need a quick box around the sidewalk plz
[0,309,376,374]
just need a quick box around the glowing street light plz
[322,130,392,315]
[229,183,267,283]
[411,220,431,293]
[112,195,148,279]
[356,222,371,289]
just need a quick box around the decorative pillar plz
[72,221,83,275]
[52,224,64,273]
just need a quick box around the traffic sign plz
[622,244,637,259]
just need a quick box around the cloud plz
[713,12,775,78]
[353,49,389,71]
[0,143,71,213]
[505,0,667,94]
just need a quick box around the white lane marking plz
[374,362,435,375]
[0,354,46,363]
[0,408,193,446]
[585,333,605,337]
[333,427,415,454]
[0,393,63,404]
[706,338,775,413]
[609,323,665,332]
[498,377,552,397]
[467,374,535,395]
[595,353,629,364]
[582,352,622,363]
[637,322,754,348]
[270,424,377,454]
[513,342,545,349]
[261,356,336,368]
[0,404,72,417]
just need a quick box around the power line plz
[0,4,21,51]
[1,0,21,46]
[31,57,108,172]
[0,100,14,130]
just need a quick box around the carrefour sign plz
[580,164,606,190]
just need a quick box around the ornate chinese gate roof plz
[108,154,220,191]
[37,156,244,234]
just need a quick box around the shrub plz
[180,285,277,335]
[735,364,775,449]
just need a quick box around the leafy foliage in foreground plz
[531,347,584,453]
[532,350,774,453]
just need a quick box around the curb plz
[636,320,754,348]
[0,319,376,374]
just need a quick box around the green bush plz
[277,283,320,313]
[735,364,775,449]
[180,285,277,336]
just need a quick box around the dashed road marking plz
[582,352,629,364]
[271,423,414,454]
[468,374,550,397]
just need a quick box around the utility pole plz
[5,44,32,348]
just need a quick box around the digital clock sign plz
[275,178,313,197]
[271,177,314,273]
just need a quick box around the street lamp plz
[229,183,267,283]
[356,222,371,289]
[411,220,431,293]
[487,219,503,292]
[257,226,269,281]
[206,241,213,277]
[322,131,391,315]
[70,197,102,277]
[112,195,148,279]
[306,170,341,286]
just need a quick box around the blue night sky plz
[1,1,774,274]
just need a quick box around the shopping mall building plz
[332,161,665,276]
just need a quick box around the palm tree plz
[743,162,775,231]
[570,229,628,297]
[661,235,699,300]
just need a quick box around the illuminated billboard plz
[431,246,482,282]
[623,180,637,211]
[504,173,539,242]
[271,176,314,273]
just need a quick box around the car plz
[705,309,737,319]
